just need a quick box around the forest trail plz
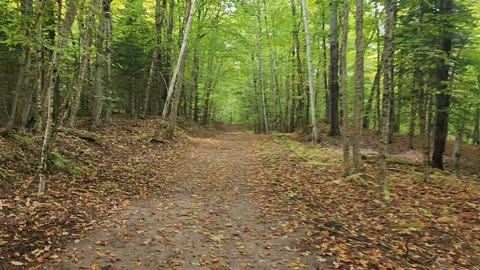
[48,132,318,270]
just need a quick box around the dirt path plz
[48,132,317,270]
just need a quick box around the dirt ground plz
[46,132,320,270]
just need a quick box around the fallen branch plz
[57,128,100,143]
[362,153,422,167]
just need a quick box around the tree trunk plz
[5,0,35,131]
[363,63,382,129]
[473,106,480,145]
[191,43,201,122]
[256,0,269,134]
[68,0,97,127]
[300,0,318,142]
[408,72,419,149]
[339,0,350,175]
[90,0,111,130]
[321,5,329,123]
[38,1,78,196]
[104,2,113,124]
[451,131,462,171]
[352,0,364,173]
[142,0,164,118]
[378,0,394,196]
[154,0,197,139]
[418,73,430,181]
[431,0,453,169]
[328,0,340,136]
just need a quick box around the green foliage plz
[27,159,40,168]
[48,152,86,176]
[49,152,71,169]
[13,133,33,150]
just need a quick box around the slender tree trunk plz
[6,49,32,130]
[142,49,159,118]
[339,0,350,175]
[363,64,381,129]
[256,0,269,134]
[418,73,430,181]
[352,0,364,173]
[321,4,329,123]
[394,68,403,132]
[5,0,34,131]
[154,0,197,139]
[90,0,111,130]
[142,0,164,118]
[378,0,394,196]
[451,130,462,171]
[473,107,480,145]
[408,72,419,149]
[191,42,201,122]
[104,4,113,123]
[328,0,340,136]
[300,0,318,142]
[374,9,381,131]
[38,1,78,196]
[68,0,97,127]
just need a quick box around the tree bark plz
[339,0,350,175]
[154,0,197,139]
[68,0,97,127]
[256,0,269,134]
[38,1,78,196]
[321,4,329,123]
[90,0,111,130]
[104,2,112,123]
[352,0,364,173]
[363,63,382,129]
[431,0,453,170]
[328,0,340,136]
[300,0,318,142]
[5,0,34,131]
[451,131,462,171]
[142,0,164,118]
[378,0,394,195]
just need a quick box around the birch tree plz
[154,0,198,140]
[300,0,318,142]
[38,1,78,196]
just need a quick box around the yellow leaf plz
[10,261,24,266]
[91,263,102,270]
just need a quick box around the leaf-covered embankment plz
[0,118,195,269]
[251,132,480,269]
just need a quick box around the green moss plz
[68,166,85,175]
[49,152,71,169]
[13,133,34,149]
[27,159,40,167]
[48,152,86,176]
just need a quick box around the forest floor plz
[1,119,479,269]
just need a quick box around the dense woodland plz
[0,0,479,191]
[1,0,480,268]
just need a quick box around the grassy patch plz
[13,133,34,150]
[272,132,340,167]
[48,152,86,176]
